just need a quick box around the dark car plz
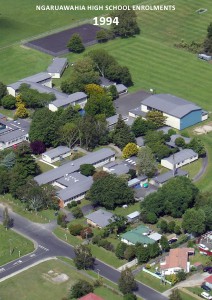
[201,284,211,292]
[203,266,212,273]
[155,271,162,276]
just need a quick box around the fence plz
[117,258,138,271]
[143,268,172,285]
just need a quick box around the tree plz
[175,137,185,148]
[123,143,138,158]
[67,33,85,53]
[115,242,128,259]
[80,164,95,176]
[168,221,176,233]
[136,146,157,177]
[88,49,116,77]
[88,174,134,209]
[3,207,11,230]
[30,141,46,155]
[112,115,135,149]
[15,103,28,118]
[69,224,84,236]
[110,10,140,38]
[146,212,158,224]
[148,242,161,258]
[93,170,109,181]
[108,85,119,100]
[159,220,168,233]
[124,245,136,261]
[124,293,137,300]
[136,244,149,263]
[118,268,137,295]
[182,208,205,235]
[85,92,115,117]
[96,29,111,43]
[74,245,95,269]
[0,82,7,103]
[160,235,170,252]
[0,151,16,169]
[71,206,83,219]
[169,289,182,300]
[0,167,10,194]
[146,111,166,128]
[58,122,79,148]
[204,22,212,53]
[57,212,67,228]
[131,117,155,137]
[106,64,133,86]
[188,138,206,157]
[1,95,16,109]
[80,227,93,239]
[85,83,105,96]
[69,280,93,299]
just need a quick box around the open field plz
[0,224,34,266]
[0,259,124,300]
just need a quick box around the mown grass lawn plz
[179,289,200,300]
[135,270,171,293]
[0,224,34,266]
[37,160,54,173]
[181,158,202,180]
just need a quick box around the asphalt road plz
[0,205,167,300]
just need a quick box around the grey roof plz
[47,57,68,74]
[106,114,128,126]
[6,119,31,131]
[34,148,115,185]
[99,77,114,87]
[124,117,135,126]
[116,84,127,93]
[56,172,88,187]
[57,176,93,202]
[43,146,71,159]
[166,134,191,148]
[107,163,129,175]
[50,92,87,108]
[125,156,137,166]
[157,126,171,134]
[85,209,114,228]
[136,136,144,147]
[0,129,28,143]
[141,94,202,118]
[129,107,147,117]
[8,72,51,88]
[153,169,188,184]
[162,149,198,165]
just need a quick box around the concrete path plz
[108,143,122,157]
[193,154,208,182]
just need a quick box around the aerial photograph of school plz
[0,1,212,300]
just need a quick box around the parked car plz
[155,271,162,276]
[201,284,211,292]
[168,238,178,244]
[200,292,212,299]
[199,244,209,251]
[203,266,212,273]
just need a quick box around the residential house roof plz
[166,134,191,148]
[50,92,87,108]
[129,107,147,118]
[0,119,30,143]
[161,149,198,165]
[43,146,71,159]
[57,176,93,202]
[148,232,162,241]
[153,169,188,184]
[121,225,155,245]
[85,209,114,228]
[160,248,195,271]
[106,114,128,126]
[141,94,202,118]
[99,76,114,87]
[127,211,140,219]
[205,275,212,284]
[0,129,28,143]
[34,148,115,185]
[47,57,68,74]
[78,293,104,300]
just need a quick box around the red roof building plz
[78,293,104,300]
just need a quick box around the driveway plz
[193,154,208,182]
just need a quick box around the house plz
[160,248,195,275]
[148,232,162,242]
[204,275,212,289]
[103,161,129,175]
[165,134,191,148]
[161,149,198,170]
[121,225,155,246]
[106,114,128,131]
[129,107,147,119]
[7,72,52,96]
[56,175,93,207]
[127,211,140,223]
[99,76,115,88]
[49,92,87,111]
[0,119,30,150]
[150,169,188,187]
[127,176,148,188]
[34,148,115,186]
[116,84,128,95]
[79,293,104,300]
[85,209,114,228]
[140,94,208,130]
[47,57,68,78]
[42,146,71,163]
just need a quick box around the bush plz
[98,239,114,251]
[80,164,95,176]
[70,280,93,299]
[146,212,158,224]
[2,95,16,109]
[92,235,101,244]
[80,227,93,239]
[30,141,46,155]
[123,293,137,300]
[145,264,151,269]
[168,129,176,136]
[165,274,178,285]
[71,206,83,218]
[57,213,67,228]
[176,270,187,282]
[69,224,84,236]
[67,201,77,209]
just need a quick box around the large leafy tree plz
[136,244,149,263]
[85,92,115,117]
[69,280,93,299]
[110,10,140,38]
[204,22,212,53]
[112,115,135,149]
[123,143,138,158]
[1,95,16,109]
[58,122,79,148]
[146,111,167,128]
[88,49,116,77]
[136,146,157,177]
[87,174,134,209]
[73,245,94,270]
[118,268,137,295]
[0,81,7,103]
[182,208,205,235]
[188,137,206,157]
[67,33,85,53]
[131,117,155,137]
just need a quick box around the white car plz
[199,244,209,251]
[201,292,212,299]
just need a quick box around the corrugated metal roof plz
[50,92,87,108]
[85,209,114,228]
[43,146,70,159]
[47,57,68,73]
[161,149,198,165]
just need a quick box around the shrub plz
[70,280,93,299]
[145,264,151,269]
[2,95,16,109]
[57,213,67,228]
[168,129,176,136]
[67,201,77,209]
[80,227,93,239]
[80,164,95,176]
[69,224,84,236]
[71,206,83,218]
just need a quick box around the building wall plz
[48,72,61,79]
[73,98,87,109]
[7,87,16,97]
[161,155,198,170]
[48,103,58,112]
[141,104,149,112]
[121,238,134,246]
[0,135,28,150]
[163,113,181,130]
[94,156,115,168]
[161,267,185,275]
[180,110,202,130]
[42,151,70,163]
[87,219,99,228]
[202,114,208,121]
[41,79,52,88]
